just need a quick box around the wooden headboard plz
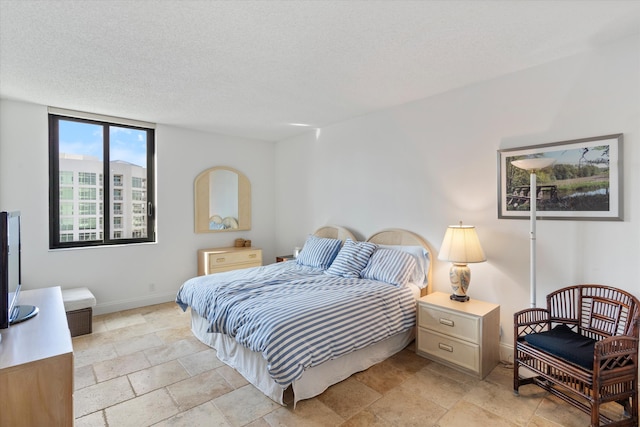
[367,228,433,296]
[313,225,356,242]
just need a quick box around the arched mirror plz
[194,166,251,233]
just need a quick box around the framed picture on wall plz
[497,134,623,221]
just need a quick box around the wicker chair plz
[514,285,639,427]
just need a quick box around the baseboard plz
[500,341,514,364]
[93,291,176,315]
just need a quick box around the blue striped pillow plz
[325,239,377,278]
[361,248,417,287]
[295,235,342,269]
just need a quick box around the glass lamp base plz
[450,294,470,302]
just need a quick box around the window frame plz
[49,112,156,249]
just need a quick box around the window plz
[60,171,73,185]
[79,187,96,200]
[79,203,96,216]
[79,172,96,185]
[49,109,155,249]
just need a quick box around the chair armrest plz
[514,308,551,339]
[594,335,639,368]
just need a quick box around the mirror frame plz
[194,166,251,233]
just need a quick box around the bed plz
[176,226,432,406]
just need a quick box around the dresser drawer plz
[208,249,261,269]
[417,328,480,374]
[418,304,480,343]
[198,247,263,276]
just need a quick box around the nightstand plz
[416,291,500,379]
[276,255,295,262]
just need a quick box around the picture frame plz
[497,134,623,221]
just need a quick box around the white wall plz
[0,101,276,314]
[274,34,640,353]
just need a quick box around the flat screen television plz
[1,211,38,329]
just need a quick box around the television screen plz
[1,211,21,329]
[1,211,37,329]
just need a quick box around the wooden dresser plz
[0,286,74,426]
[416,291,500,379]
[197,246,262,276]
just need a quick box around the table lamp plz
[438,222,486,302]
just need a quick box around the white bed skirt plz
[190,309,415,406]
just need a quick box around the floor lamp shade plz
[510,157,556,308]
[438,223,486,302]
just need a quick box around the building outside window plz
[49,109,155,249]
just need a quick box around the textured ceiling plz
[1,1,639,142]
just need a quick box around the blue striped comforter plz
[176,261,416,388]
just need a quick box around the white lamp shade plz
[438,225,486,264]
[511,158,556,171]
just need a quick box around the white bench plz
[61,287,96,337]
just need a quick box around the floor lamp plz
[510,158,556,308]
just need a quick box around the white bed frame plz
[188,226,432,405]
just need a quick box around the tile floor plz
[72,302,625,426]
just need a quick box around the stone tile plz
[113,332,163,356]
[535,394,593,427]
[462,379,545,426]
[424,361,481,385]
[152,401,231,427]
[400,366,473,409]
[385,347,432,374]
[91,318,108,334]
[353,358,413,394]
[367,386,446,426]
[105,388,179,426]
[156,325,194,344]
[484,362,517,389]
[144,337,209,365]
[74,364,97,390]
[167,369,233,411]
[74,376,135,418]
[262,398,344,426]
[316,377,381,420]
[214,384,281,427]
[438,400,518,427]
[245,418,272,427]
[341,409,393,427]
[103,312,147,331]
[93,351,151,382]
[178,348,224,376]
[216,364,249,389]
[128,359,190,395]
[74,410,107,427]
[74,342,118,368]
[527,415,566,427]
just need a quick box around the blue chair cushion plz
[524,324,596,369]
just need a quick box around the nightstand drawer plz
[208,249,261,269]
[417,328,479,373]
[418,304,480,343]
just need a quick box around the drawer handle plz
[248,254,256,258]
[439,318,454,327]
[438,343,454,352]
[216,257,226,263]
